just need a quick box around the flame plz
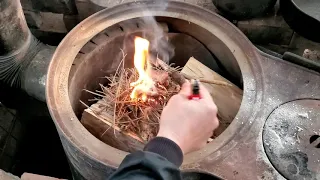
[130,37,155,101]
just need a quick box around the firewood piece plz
[81,103,144,153]
[181,73,232,87]
[181,57,243,136]
[156,58,231,86]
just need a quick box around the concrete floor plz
[0,83,71,179]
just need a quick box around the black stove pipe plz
[0,0,55,102]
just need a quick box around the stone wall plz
[75,0,217,20]
[20,0,78,45]
[19,0,320,60]
[19,0,216,45]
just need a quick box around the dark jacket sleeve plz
[108,137,183,180]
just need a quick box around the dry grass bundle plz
[82,53,183,142]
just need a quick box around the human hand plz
[157,81,219,154]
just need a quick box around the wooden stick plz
[181,72,232,87]
[156,57,231,86]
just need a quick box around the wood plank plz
[81,103,144,153]
[181,57,243,136]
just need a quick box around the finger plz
[179,80,191,96]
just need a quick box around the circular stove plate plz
[263,99,320,180]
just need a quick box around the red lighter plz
[188,79,201,100]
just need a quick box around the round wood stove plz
[46,1,320,180]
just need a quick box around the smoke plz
[114,0,174,70]
[141,0,174,64]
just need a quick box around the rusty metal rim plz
[46,1,263,169]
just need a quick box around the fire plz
[130,37,156,101]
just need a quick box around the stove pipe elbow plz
[0,0,55,102]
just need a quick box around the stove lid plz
[263,99,320,180]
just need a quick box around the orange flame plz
[130,37,155,101]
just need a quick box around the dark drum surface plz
[281,0,320,42]
[294,0,320,21]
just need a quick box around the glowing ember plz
[130,37,156,101]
